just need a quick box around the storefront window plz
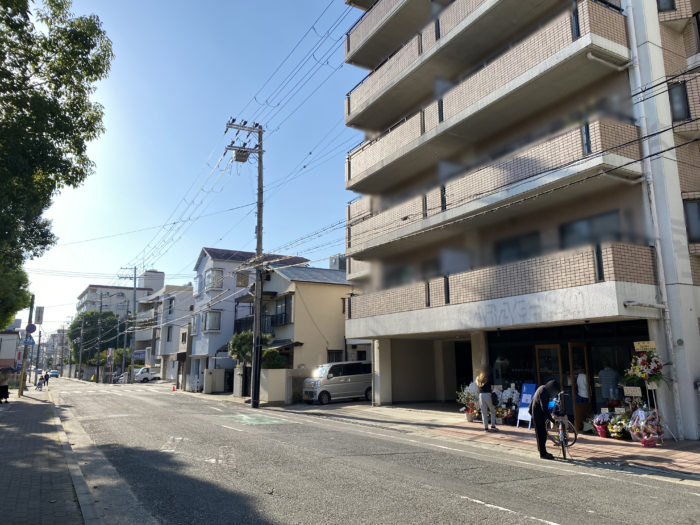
[490,347,537,387]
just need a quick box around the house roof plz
[194,247,310,271]
[275,266,352,286]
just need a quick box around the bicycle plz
[546,391,577,459]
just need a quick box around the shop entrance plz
[535,343,592,430]
[454,341,472,389]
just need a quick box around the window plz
[236,272,249,288]
[341,298,346,314]
[204,268,224,290]
[495,232,541,264]
[196,276,203,295]
[561,211,620,249]
[669,82,690,122]
[684,200,700,242]
[657,0,676,12]
[327,351,344,364]
[166,326,172,342]
[191,314,200,335]
[181,332,187,344]
[167,298,174,315]
[357,350,367,361]
[203,311,221,331]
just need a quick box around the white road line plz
[458,495,560,525]
[221,425,243,432]
[208,407,223,412]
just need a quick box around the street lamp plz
[95,292,124,383]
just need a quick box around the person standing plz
[529,380,560,459]
[476,366,498,433]
[576,369,589,403]
[44,371,50,387]
[598,362,619,402]
[0,369,10,403]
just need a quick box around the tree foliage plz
[0,264,31,327]
[227,330,272,364]
[67,310,119,364]
[261,348,287,369]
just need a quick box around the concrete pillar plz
[373,339,392,405]
[629,1,700,439]
[434,340,457,402]
[471,331,488,380]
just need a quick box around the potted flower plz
[457,382,480,422]
[593,412,610,438]
[608,414,631,440]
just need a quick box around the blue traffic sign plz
[25,324,36,334]
[24,335,35,346]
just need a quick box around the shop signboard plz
[633,341,655,352]
[614,407,626,414]
[516,383,536,428]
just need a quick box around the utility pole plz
[59,326,65,377]
[78,316,84,380]
[17,294,34,398]
[33,330,42,384]
[96,295,103,383]
[226,118,264,408]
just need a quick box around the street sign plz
[23,335,35,346]
[25,324,36,334]
[34,307,44,325]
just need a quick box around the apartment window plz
[684,200,700,242]
[181,332,187,344]
[357,350,367,361]
[191,314,200,335]
[166,326,172,342]
[195,276,203,295]
[581,123,592,155]
[204,268,224,290]
[657,0,676,12]
[561,211,621,249]
[203,311,221,332]
[167,298,174,315]
[669,82,690,122]
[236,272,249,288]
[496,232,541,264]
[341,297,346,314]
[327,350,343,363]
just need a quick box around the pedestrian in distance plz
[528,379,560,460]
[44,371,50,387]
[476,365,498,433]
[0,368,11,403]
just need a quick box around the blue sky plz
[21,1,364,332]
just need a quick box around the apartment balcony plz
[346,242,659,338]
[137,308,155,320]
[347,119,641,258]
[345,1,630,194]
[347,257,372,281]
[234,313,289,335]
[346,0,432,69]
[346,0,569,130]
[659,0,695,29]
[135,328,153,342]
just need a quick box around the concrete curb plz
[47,390,102,525]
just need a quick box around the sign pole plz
[17,295,35,398]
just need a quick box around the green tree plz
[227,330,272,365]
[67,310,118,365]
[0,264,31,327]
[261,348,287,369]
[0,0,113,297]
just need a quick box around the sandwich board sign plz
[516,383,536,429]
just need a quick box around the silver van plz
[303,361,372,405]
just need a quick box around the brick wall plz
[347,257,371,279]
[600,243,657,285]
[348,243,657,319]
[675,74,700,136]
[677,136,700,192]
[660,23,688,76]
[348,196,372,222]
[592,119,642,160]
[577,0,628,49]
[348,0,404,55]
[690,254,700,285]
[683,17,699,58]
[351,195,423,245]
[438,0,488,36]
[658,0,694,23]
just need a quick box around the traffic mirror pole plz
[17,294,34,398]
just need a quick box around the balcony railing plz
[346,0,629,190]
[347,243,656,319]
[234,313,289,334]
[347,119,640,251]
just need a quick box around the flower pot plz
[594,424,608,438]
[466,412,475,423]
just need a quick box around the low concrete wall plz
[260,369,288,404]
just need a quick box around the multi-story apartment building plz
[343,0,700,439]
[47,329,70,372]
[188,248,310,391]
[134,284,193,378]
[0,330,21,368]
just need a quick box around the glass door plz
[535,345,563,387]
[568,342,591,430]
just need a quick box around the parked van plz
[303,361,372,405]
[134,366,161,383]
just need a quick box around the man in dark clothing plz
[528,380,560,460]
[44,372,50,386]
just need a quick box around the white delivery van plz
[303,361,372,405]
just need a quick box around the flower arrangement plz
[625,350,663,385]
[628,408,663,446]
[593,412,610,437]
[608,414,631,439]
[500,386,520,408]
[456,382,480,413]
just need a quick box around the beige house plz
[343,0,700,439]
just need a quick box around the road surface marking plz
[221,425,243,432]
[208,406,223,412]
[459,495,560,525]
[218,414,291,425]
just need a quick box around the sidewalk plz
[0,387,84,524]
[276,403,700,479]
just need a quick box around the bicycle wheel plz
[559,426,567,459]
[546,420,560,445]
[565,420,578,447]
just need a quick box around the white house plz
[188,248,309,392]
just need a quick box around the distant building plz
[76,270,164,316]
[0,331,21,368]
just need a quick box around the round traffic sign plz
[25,324,36,334]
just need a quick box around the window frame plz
[668,82,691,122]
[684,200,700,243]
[203,310,222,332]
[166,325,173,342]
[204,268,224,291]
[656,0,676,12]
[495,232,541,265]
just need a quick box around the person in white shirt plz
[575,369,589,403]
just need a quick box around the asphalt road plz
[50,379,699,525]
